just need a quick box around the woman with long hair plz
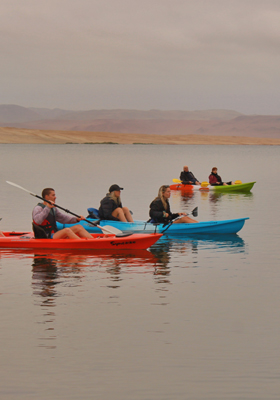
[99,184,133,222]
[149,185,197,224]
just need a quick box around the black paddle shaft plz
[35,194,134,237]
[35,194,99,227]
[6,181,133,235]
[161,206,198,233]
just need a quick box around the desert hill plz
[0,104,280,140]
[0,104,242,124]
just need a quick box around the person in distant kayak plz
[149,185,198,224]
[32,188,92,239]
[209,167,232,186]
[99,184,134,222]
[180,166,201,185]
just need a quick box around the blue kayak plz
[57,217,249,235]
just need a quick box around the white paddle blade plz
[101,225,123,235]
[6,181,37,197]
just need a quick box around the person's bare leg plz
[122,207,134,222]
[112,207,127,222]
[173,216,198,224]
[53,228,81,239]
[70,225,92,238]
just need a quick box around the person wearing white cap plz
[98,184,134,222]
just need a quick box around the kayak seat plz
[32,223,49,239]
[87,208,100,219]
[147,218,160,224]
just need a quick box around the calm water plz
[0,144,279,400]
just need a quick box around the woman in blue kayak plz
[149,185,198,224]
[99,184,134,222]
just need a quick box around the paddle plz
[6,181,133,237]
[190,206,198,217]
[161,207,198,233]
[172,178,209,191]
[173,178,209,186]
[0,218,4,237]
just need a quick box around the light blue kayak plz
[56,217,249,235]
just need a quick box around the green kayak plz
[210,181,256,193]
[170,181,256,193]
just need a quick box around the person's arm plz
[190,172,199,184]
[32,205,52,224]
[149,200,167,220]
[167,202,179,220]
[170,212,180,220]
[55,208,79,224]
[185,172,194,184]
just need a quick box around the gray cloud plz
[1,0,280,113]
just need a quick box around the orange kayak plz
[0,232,162,250]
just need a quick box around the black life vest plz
[33,203,58,237]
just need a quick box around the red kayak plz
[0,232,162,250]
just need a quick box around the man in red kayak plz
[180,166,201,185]
[32,188,92,239]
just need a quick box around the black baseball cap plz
[109,184,123,193]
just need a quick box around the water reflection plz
[180,191,195,201]
[209,192,254,203]
[164,233,245,252]
[29,249,162,349]
[208,191,254,218]
[32,256,59,298]
[0,233,246,352]
[149,240,172,285]
[171,189,195,210]
[151,233,246,262]
[32,256,59,350]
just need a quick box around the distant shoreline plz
[1,127,280,145]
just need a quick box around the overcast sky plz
[1,0,280,114]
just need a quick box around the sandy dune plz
[1,126,280,145]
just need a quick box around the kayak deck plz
[57,217,249,235]
[0,232,162,250]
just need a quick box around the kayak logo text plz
[110,240,136,246]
